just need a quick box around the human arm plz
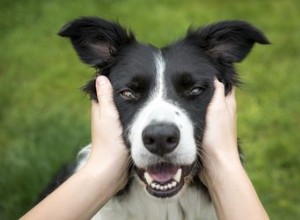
[21,76,129,220]
[201,80,269,220]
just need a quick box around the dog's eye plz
[120,89,138,100]
[186,86,205,96]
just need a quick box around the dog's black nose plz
[142,123,180,156]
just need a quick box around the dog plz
[40,17,269,220]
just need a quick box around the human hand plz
[200,79,240,183]
[85,76,129,193]
[199,80,269,220]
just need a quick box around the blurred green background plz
[0,0,299,219]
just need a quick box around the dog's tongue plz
[147,164,179,183]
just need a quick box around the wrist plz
[202,156,269,220]
[82,152,129,194]
[202,144,242,182]
[204,153,244,186]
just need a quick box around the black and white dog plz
[42,17,269,219]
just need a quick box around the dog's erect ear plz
[58,17,135,67]
[59,17,136,101]
[188,20,270,62]
[187,20,270,91]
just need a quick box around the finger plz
[95,75,114,108]
[95,76,119,118]
[226,87,237,113]
[210,79,226,105]
[91,100,100,122]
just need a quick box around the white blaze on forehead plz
[154,51,166,98]
[129,51,197,168]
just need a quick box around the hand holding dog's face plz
[199,79,238,186]
[86,76,130,195]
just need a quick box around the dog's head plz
[59,17,269,198]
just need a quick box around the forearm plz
[21,76,129,219]
[206,156,269,220]
[21,162,118,220]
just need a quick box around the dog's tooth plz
[163,185,168,190]
[168,183,173,189]
[159,186,164,190]
[155,184,160,190]
[174,168,182,182]
[171,181,177,187]
[151,183,156,189]
[144,172,153,185]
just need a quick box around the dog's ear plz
[187,20,270,92]
[58,17,135,67]
[58,17,136,100]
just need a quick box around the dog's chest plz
[91,179,217,220]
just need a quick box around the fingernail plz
[97,76,107,85]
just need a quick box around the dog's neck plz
[93,178,217,220]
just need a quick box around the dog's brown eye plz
[186,86,204,96]
[120,89,138,100]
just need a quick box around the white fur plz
[75,145,92,171]
[92,179,217,220]
[129,52,197,168]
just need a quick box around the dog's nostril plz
[167,137,178,144]
[142,123,180,156]
[144,137,155,145]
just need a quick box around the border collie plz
[40,17,269,220]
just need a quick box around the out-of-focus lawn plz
[0,0,299,219]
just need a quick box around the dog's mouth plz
[136,163,192,198]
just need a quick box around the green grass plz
[1,0,299,219]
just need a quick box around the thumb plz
[95,76,118,119]
[210,79,226,106]
[96,75,114,106]
[226,87,237,114]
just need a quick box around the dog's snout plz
[142,123,180,156]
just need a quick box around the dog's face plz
[59,17,269,198]
[109,44,216,198]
